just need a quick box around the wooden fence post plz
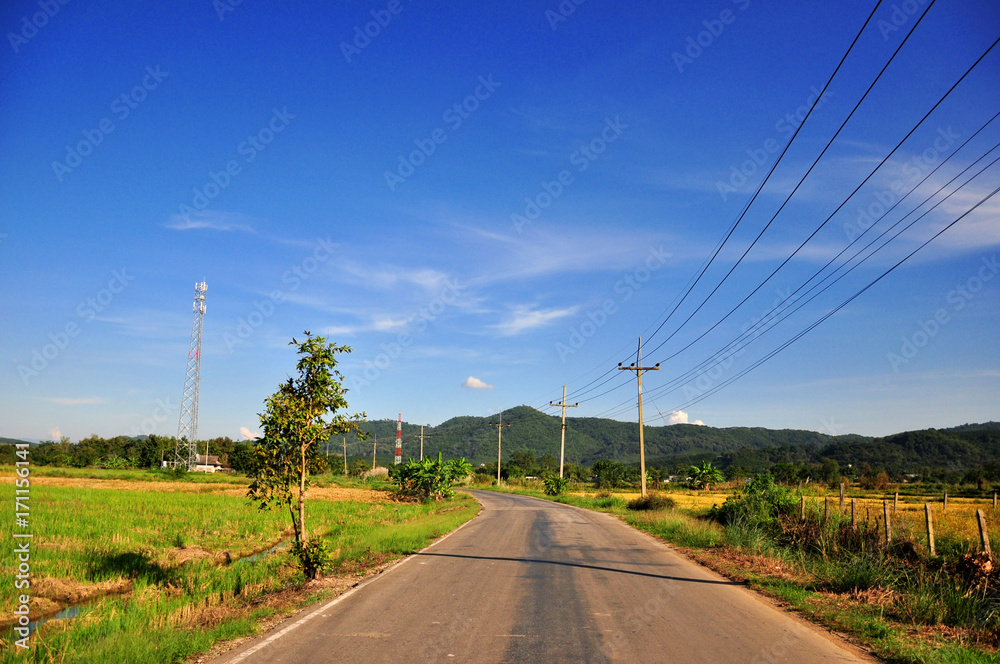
[883,499,892,544]
[800,495,806,521]
[894,492,898,514]
[993,491,997,511]
[944,490,948,512]
[840,483,845,512]
[978,509,992,557]
[925,503,936,557]
[824,496,829,523]
[851,498,856,528]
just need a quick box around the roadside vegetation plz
[0,469,477,664]
[484,473,999,664]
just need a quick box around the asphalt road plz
[211,490,874,664]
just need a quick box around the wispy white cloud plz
[494,304,579,336]
[40,397,105,406]
[461,376,494,390]
[240,426,259,440]
[166,210,258,234]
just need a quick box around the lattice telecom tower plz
[394,413,402,465]
[175,282,207,469]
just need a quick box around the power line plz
[642,0,938,361]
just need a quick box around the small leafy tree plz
[390,453,473,501]
[688,460,724,490]
[246,333,364,579]
[543,474,569,496]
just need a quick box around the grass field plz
[0,468,478,663]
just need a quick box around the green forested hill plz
[346,406,865,468]
[341,409,998,477]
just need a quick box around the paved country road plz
[210,491,877,664]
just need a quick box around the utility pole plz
[342,436,347,474]
[550,385,578,479]
[490,411,511,485]
[394,413,403,465]
[371,433,378,470]
[418,425,426,461]
[618,337,659,498]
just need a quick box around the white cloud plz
[240,426,260,440]
[40,397,105,406]
[666,410,705,426]
[461,376,494,390]
[494,304,579,336]
[166,211,258,234]
[49,427,61,441]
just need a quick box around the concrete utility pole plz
[372,433,378,470]
[618,337,659,498]
[342,436,347,474]
[550,385,578,479]
[418,425,426,461]
[490,412,511,484]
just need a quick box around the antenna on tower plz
[175,281,207,470]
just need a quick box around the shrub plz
[711,473,796,532]
[390,453,473,501]
[291,537,331,580]
[543,475,569,496]
[627,494,676,511]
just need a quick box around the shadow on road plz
[416,552,740,585]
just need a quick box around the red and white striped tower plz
[394,413,402,465]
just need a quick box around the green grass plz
[0,481,478,663]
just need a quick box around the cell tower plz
[394,413,402,465]
[175,282,207,469]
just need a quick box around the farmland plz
[0,468,478,664]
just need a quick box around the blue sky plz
[1,0,998,442]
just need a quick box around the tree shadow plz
[417,552,739,585]
[85,551,176,585]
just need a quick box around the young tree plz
[689,460,724,490]
[246,333,365,579]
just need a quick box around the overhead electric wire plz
[593,24,998,418]
[596,146,1000,419]
[554,0,888,410]
[649,96,1000,371]
[641,0,938,362]
[636,0,888,352]
[665,184,1000,413]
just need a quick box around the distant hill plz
[0,437,34,446]
[943,421,1000,432]
[344,406,871,468]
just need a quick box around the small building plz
[194,454,223,473]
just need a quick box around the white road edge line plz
[223,494,484,664]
